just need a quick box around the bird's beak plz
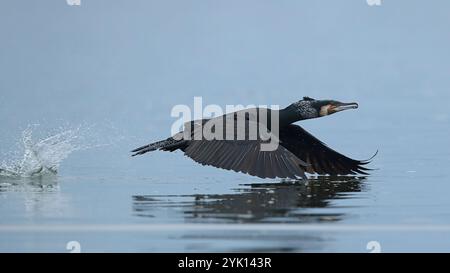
[330,102,359,113]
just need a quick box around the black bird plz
[131,97,374,179]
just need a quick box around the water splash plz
[0,125,87,177]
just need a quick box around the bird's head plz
[291,97,359,120]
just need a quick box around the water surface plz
[1,0,450,252]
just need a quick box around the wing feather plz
[183,118,307,178]
[279,124,374,175]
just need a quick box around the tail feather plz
[131,137,182,156]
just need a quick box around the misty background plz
[1,0,450,251]
[1,0,449,185]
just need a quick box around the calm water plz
[1,1,450,252]
[1,104,449,252]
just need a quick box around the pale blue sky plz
[1,0,449,143]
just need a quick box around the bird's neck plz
[279,106,300,126]
[279,104,313,126]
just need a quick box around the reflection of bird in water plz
[132,97,374,179]
[133,177,365,223]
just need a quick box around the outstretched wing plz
[183,117,307,179]
[279,124,372,175]
[184,140,307,179]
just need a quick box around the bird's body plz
[132,97,373,179]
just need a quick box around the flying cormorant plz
[131,97,373,179]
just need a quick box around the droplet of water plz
[0,124,92,178]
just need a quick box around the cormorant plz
[131,97,373,179]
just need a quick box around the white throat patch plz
[320,105,331,116]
